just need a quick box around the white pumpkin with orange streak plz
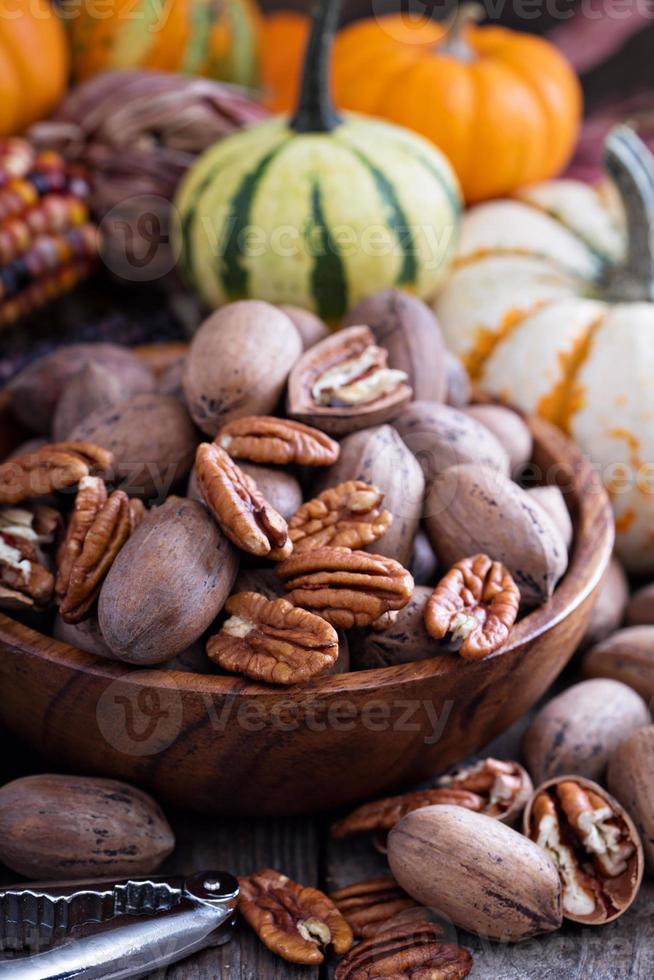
[434,126,654,571]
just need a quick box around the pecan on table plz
[195,443,292,559]
[277,548,414,629]
[238,868,353,965]
[0,504,57,610]
[437,758,532,821]
[287,326,412,435]
[206,591,339,685]
[58,489,132,623]
[424,553,520,659]
[334,921,473,980]
[0,441,113,505]
[528,778,642,924]
[330,877,428,939]
[331,787,485,840]
[289,481,392,553]
[217,416,340,466]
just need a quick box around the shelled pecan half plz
[277,547,414,629]
[334,921,473,980]
[0,504,58,610]
[206,591,338,685]
[56,476,108,600]
[0,441,113,505]
[287,326,412,436]
[217,416,339,466]
[330,877,428,939]
[437,758,533,825]
[424,553,520,659]
[58,489,132,623]
[525,777,643,924]
[195,443,291,559]
[289,481,392,553]
[238,868,353,965]
[331,787,485,840]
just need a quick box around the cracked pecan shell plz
[217,416,339,466]
[206,591,338,685]
[277,548,414,629]
[331,787,485,840]
[238,868,353,965]
[0,441,113,505]
[287,326,412,436]
[334,921,473,980]
[195,443,291,559]
[289,481,392,553]
[58,490,132,623]
[424,553,520,659]
[330,877,428,939]
[437,758,533,826]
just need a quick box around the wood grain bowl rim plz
[0,343,614,700]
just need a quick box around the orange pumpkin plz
[260,11,309,112]
[332,5,582,202]
[261,4,582,203]
[0,0,68,136]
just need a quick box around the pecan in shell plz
[331,787,485,840]
[289,481,392,553]
[330,877,428,939]
[334,921,472,980]
[238,868,353,965]
[424,553,520,659]
[527,777,643,924]
[277,547,414,629]
[0,441,113,505]
[287,326,412,436]
[58,490,132,623]
[217,416,339,466]
[437,758,532,823]
[195,443,291,559]
[206,591,338,685]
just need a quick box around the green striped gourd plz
[174,0,461,320]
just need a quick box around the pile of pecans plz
[1,290,571,683]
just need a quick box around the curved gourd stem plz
[439,2,484,62]
[291,0,342,134]
[604,125,654,301]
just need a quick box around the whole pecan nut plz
[277,547,414,629]
[330,877,428,939]
[287,326,412,436]
[424,553,520,659]
[331,787,485,840]
[528,778,642,925]
[206,591,339,685]
[58,489,132,623]
[238,868,353,965]
[0,505,56,609]
[0,441,113,505]
[334,921,473,980]
[196,443,291,559]
[289,481,392,554]
[217,416,340,466]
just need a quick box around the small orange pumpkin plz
[0,0,68,136]
[260,11,309,112]
[261,4,582,203]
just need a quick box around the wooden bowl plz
[0,345,614,816]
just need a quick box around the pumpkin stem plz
[604,126,654,301]
[291,0,342,134]
[440,2,484,62]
